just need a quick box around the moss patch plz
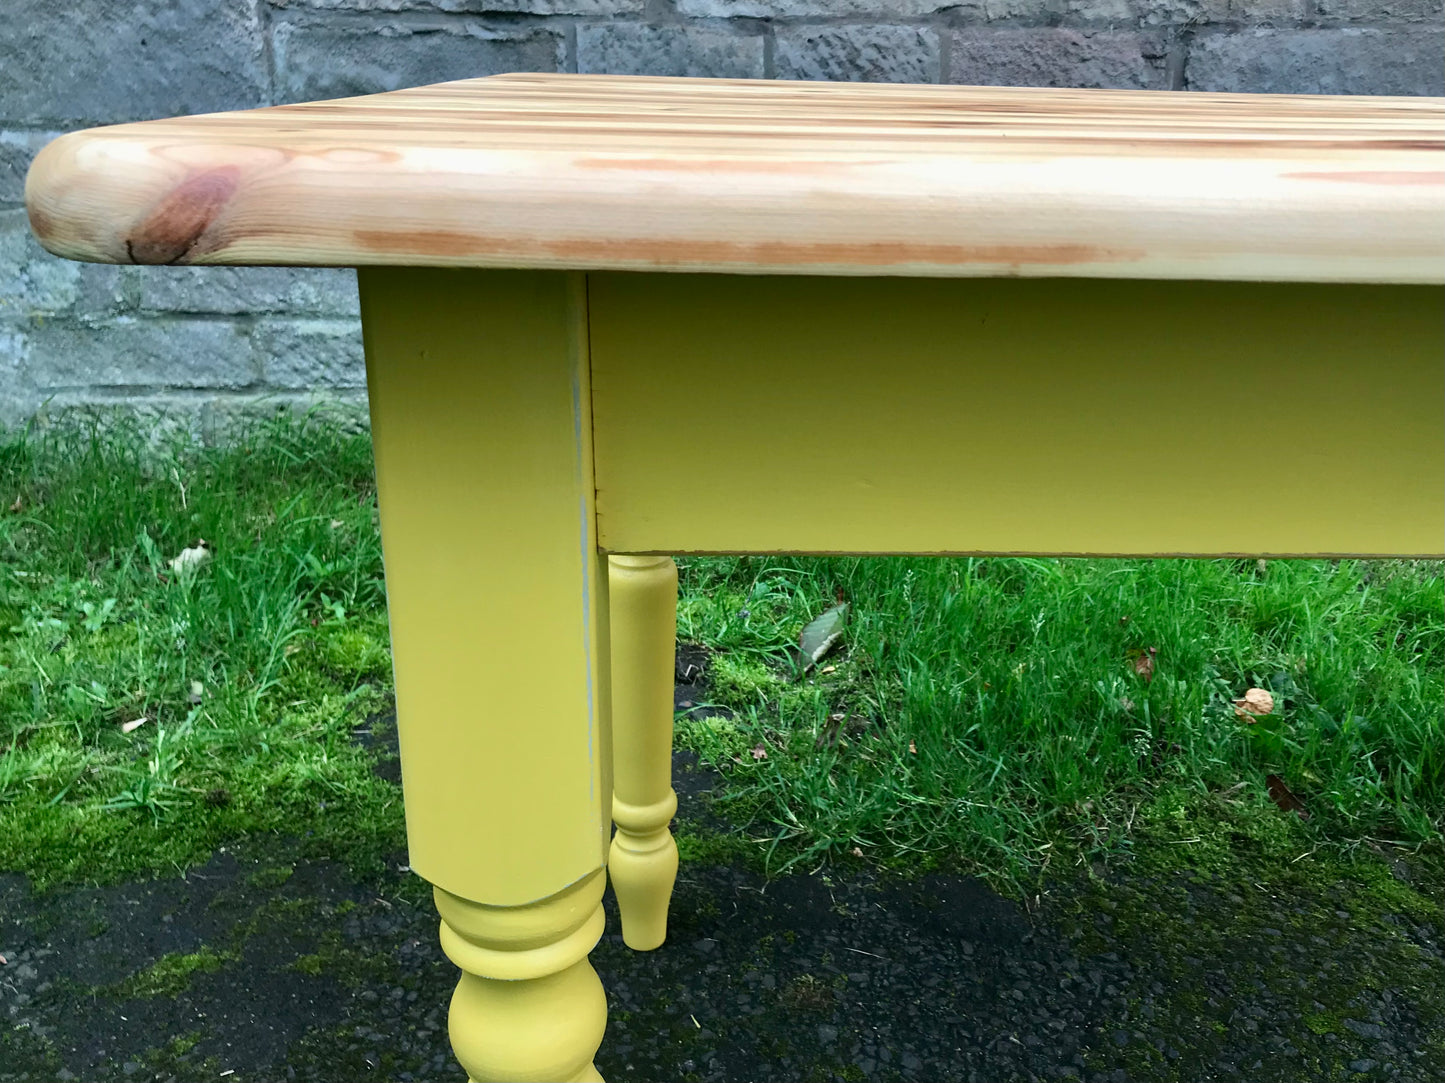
[705,653,786,707]
[111,946,233,999]
[1055,788,1445,1081]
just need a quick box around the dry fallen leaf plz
[1233,687,1275,721]
[170,539,213,574]
[120,717,147,734]
[750,744,767,761]
[1266,774,1309,819]
[1130,647,1158,683]
[820,665,837,674]
[816,712,847,751]
[799,602,849,668]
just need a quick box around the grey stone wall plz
[3,0,1441,434]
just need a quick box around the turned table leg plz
[361,267,613,1080]
[437,872,607,1082]
[607,555,680,950]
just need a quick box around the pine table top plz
[25,73,1445,283]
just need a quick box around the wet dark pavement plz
[2,746,1442,1083]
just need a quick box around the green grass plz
[0,411,403,889]
[674,555,1443,888]
[0,416,1439,896]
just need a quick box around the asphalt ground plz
[3,732,1442,1083]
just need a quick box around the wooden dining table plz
[25,73,1445,1081]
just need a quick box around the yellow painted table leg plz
[360,267,612,1080]
[438,871,608,1083]
[607,555,680,951]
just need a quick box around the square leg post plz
[607,555,680,950]
[361,267,612,1082]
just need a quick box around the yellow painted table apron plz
[25,74,1445,1082]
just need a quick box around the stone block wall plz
[2,1,1441,434]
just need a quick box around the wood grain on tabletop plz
[23,73,1445,282]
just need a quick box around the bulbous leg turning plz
[435,870,608,1082]
[607,555,680,951]
[609,791,680,951]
